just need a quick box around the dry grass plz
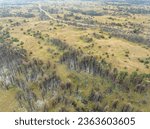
[0,88,24,112]
[9,19,150,73]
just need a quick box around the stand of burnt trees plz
[60,49,149,93]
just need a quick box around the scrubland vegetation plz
[0,0,150,112]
